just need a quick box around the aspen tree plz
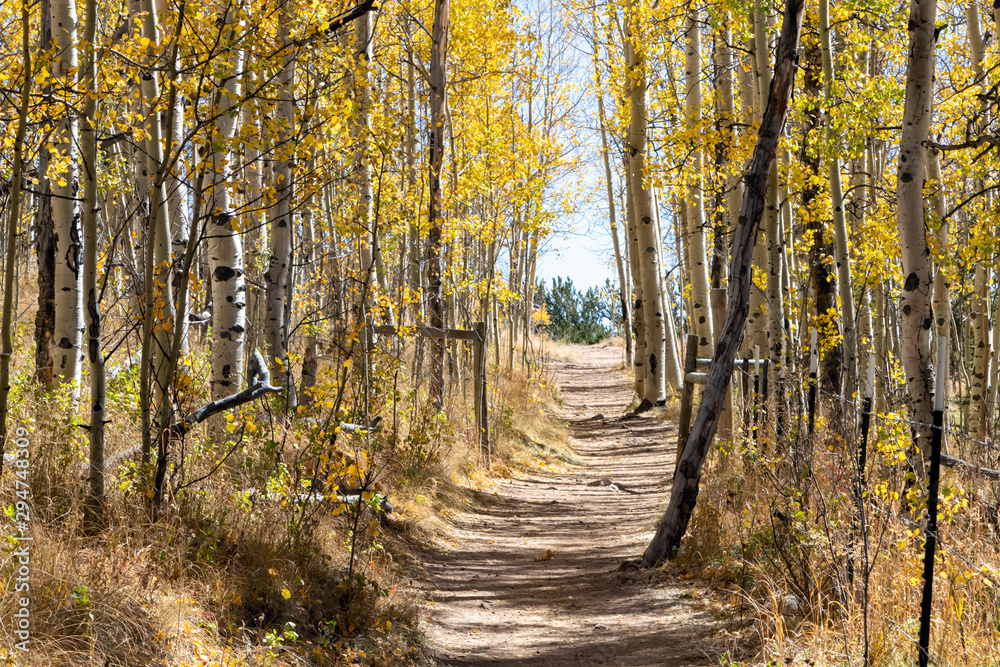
[966,1,990,439]
[684,7,713,357]
[819,0,857,400]
[743,5,770,355]
[626,0,666,405]
[896,0,938,473]
[929,152,950,344]
[34,1,56,389]
[81,0,104,523]
[0,0,32,476]
[132,0,178,471]
[265,4,294,391]
[626,154,646,397]
[427,0,449,409]
[205,7,246,400]
[50,0,84,397]
[404,14,423,329]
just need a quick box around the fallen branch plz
[169,349,280,436]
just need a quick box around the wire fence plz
[698,344,1000,664]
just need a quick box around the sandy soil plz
[413,344,723,666]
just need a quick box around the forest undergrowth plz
[0,278,563,667]
[666,377,1000,667]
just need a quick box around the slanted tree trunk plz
[896,0,939,476]
[427,0,450,409]
[626,0,666,406]
[51,0,84,397]
[642,0,804,565]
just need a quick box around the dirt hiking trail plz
[414,344,723,666]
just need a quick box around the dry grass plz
[671,389,1000,667]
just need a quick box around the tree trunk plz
[642,0,804,565]
[684,9,714,357]
[427,0,450,409]
[51,0,84,397]
[625,153,646,397]
[206,9,246,400]
[819,0,857,401]
[81,0,105,525]
[34,0,55,390]
[896,0,939,474]
[801,34,841,395]
[265,7,294,390]
[0,0,32,477]
[966,1,990,439]
[626,1,666,405]
[299,160,319,403]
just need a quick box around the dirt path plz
[413,344,723,666]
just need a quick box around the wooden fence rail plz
[369,322,490,462]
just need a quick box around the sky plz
[536,217,617,291]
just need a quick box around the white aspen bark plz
[685,11,713,356]
[896,0,938,472]
[427,0,449,408]
[765,156,784,380]
[929,153,950,343]
[626,156,646,397]
[265,8,294,388]
[81,0,105,521]
[300,159,319,403]
[718,20,743,243]
[136,0,176,435]
[744,6,770,354]
[626,2,666,404]
[405,19,422,326]
[50,0,83,396]
[653,189,683,390]
[522,230,539,367]
[967,1,990,439]
[206,10,246,399]
[819,0,857,400]
[157,0,190,353]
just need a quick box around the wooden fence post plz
[473,321,489,462]
[675,333,699,476]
